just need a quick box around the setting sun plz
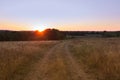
[33,26,47,32]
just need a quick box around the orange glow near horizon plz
[0,21,120,31]
[54,23,120,31]
[0,21,31,31]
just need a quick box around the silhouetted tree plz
[42,28,65,40]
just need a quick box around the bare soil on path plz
[24,41,95,80]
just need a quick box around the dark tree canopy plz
[0,29,120,41]
[0,29,65,41]
[42,29,65,40]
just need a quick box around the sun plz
[33,26,47,32]
[37,28,44,32]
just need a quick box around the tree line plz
[0,29,65,41]
[0,29,120,41]
[63,31,120,38]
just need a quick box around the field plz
[0,41,58,80]
[70,38,120,80]
[0,38,120,80]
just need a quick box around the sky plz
[0,0,120,31]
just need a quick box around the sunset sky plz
[0,0,120,31]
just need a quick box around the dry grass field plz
[70,38,120,80]
[0,38,120,80]
[0,41,58,80]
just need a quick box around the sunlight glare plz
[33,25,47,32]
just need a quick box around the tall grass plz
[0,41,57,80]
[70,38,120,80]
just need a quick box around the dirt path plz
[64,42,95,80]
[24,41,95,80]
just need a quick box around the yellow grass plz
[0,41,57,80]
[0,38,120,80]
[70,38,120,80]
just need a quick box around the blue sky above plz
[0,0,120,31]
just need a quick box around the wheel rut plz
[24,42,96,80]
